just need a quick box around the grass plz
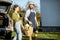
[12,32,60,40]
[0,32,60,40]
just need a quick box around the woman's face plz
[29,4,35,9]
[15,7,19,12]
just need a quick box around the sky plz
[12,0,40,12]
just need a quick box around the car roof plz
[0,0,12,3]
[0,0,12,6]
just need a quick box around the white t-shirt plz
[25,9,36,20]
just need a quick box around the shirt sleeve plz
[12,13,16,20]
[25,10,30,20]
[34,10,36,17]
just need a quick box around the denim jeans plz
[13,20,22,40]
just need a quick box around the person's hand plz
[29,21,32,24]
[36,22,39,27]
[24,27,28,31]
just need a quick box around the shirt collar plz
[29,9,35,12]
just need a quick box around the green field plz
[12,32,60,40]
[0,32,60,40]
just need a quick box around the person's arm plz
[7,14,13,27]
[21,24,24,30]
[35,17,37,23]
[35,12,38,25]
[25,10,31,23]
[12,13,16,25]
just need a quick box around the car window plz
[0,5,7,12]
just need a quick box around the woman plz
[25,2,38,40]
[12,5,23,40]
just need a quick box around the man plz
[25,2,38,40]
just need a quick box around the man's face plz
[29,4,35,9]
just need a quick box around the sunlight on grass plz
[11,32,60,40]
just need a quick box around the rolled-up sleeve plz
[25,10,30,20]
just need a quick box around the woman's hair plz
[29,4,35,8]
[13,5,19,11]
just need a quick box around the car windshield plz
[0,5,7,12]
